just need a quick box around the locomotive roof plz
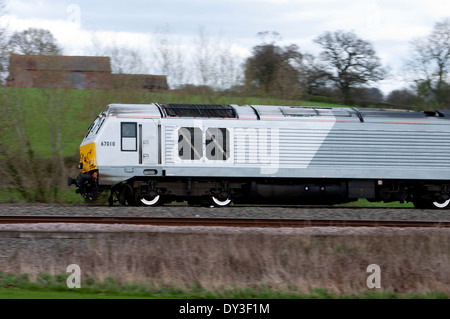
[102,103,450,123]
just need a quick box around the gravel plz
[0,203,449,221]
[0,203,448,236]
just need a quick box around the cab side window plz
[121,122,137,151]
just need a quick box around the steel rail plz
[0,216,448,228]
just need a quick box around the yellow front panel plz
[79,142,97,173]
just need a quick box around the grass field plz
[0,273,447,299]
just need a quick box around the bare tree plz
[256,31,282,46]
[193,27,216,89]
[0,0,6,39]
[152,24,187,89]
[0,0,9,80]
[314,30,387,105]
[89,34,147,75]
[404,18,450,106]
[301,53,330,96]
[107,45,146,74]
[207,34,244,94]
[184,27,245,99]
[8,28,63,55]
[152,25,244,94]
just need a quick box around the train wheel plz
[211,196,232,207]
[413,197,450,209]
[139,195,162,207]
[430,199,450,209]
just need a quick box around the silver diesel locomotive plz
[68,103,450,209]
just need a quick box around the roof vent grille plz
[159,104,237,118]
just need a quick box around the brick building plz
[6,54,168,91]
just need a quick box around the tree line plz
[243,20,450,108]
[0,1,449,108]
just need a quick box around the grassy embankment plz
[0,226,449,299]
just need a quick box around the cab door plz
[140,120,158,165]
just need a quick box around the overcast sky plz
[3,0,450,95]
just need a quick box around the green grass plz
[0,288,152,299]
[333,198,415,208]
[0,187,86,204]
[1,287,446,299]
[0,273,447,299]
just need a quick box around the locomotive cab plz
[67,104,162,203]
[68,111,104,202]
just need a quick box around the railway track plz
[0,216,448,228]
